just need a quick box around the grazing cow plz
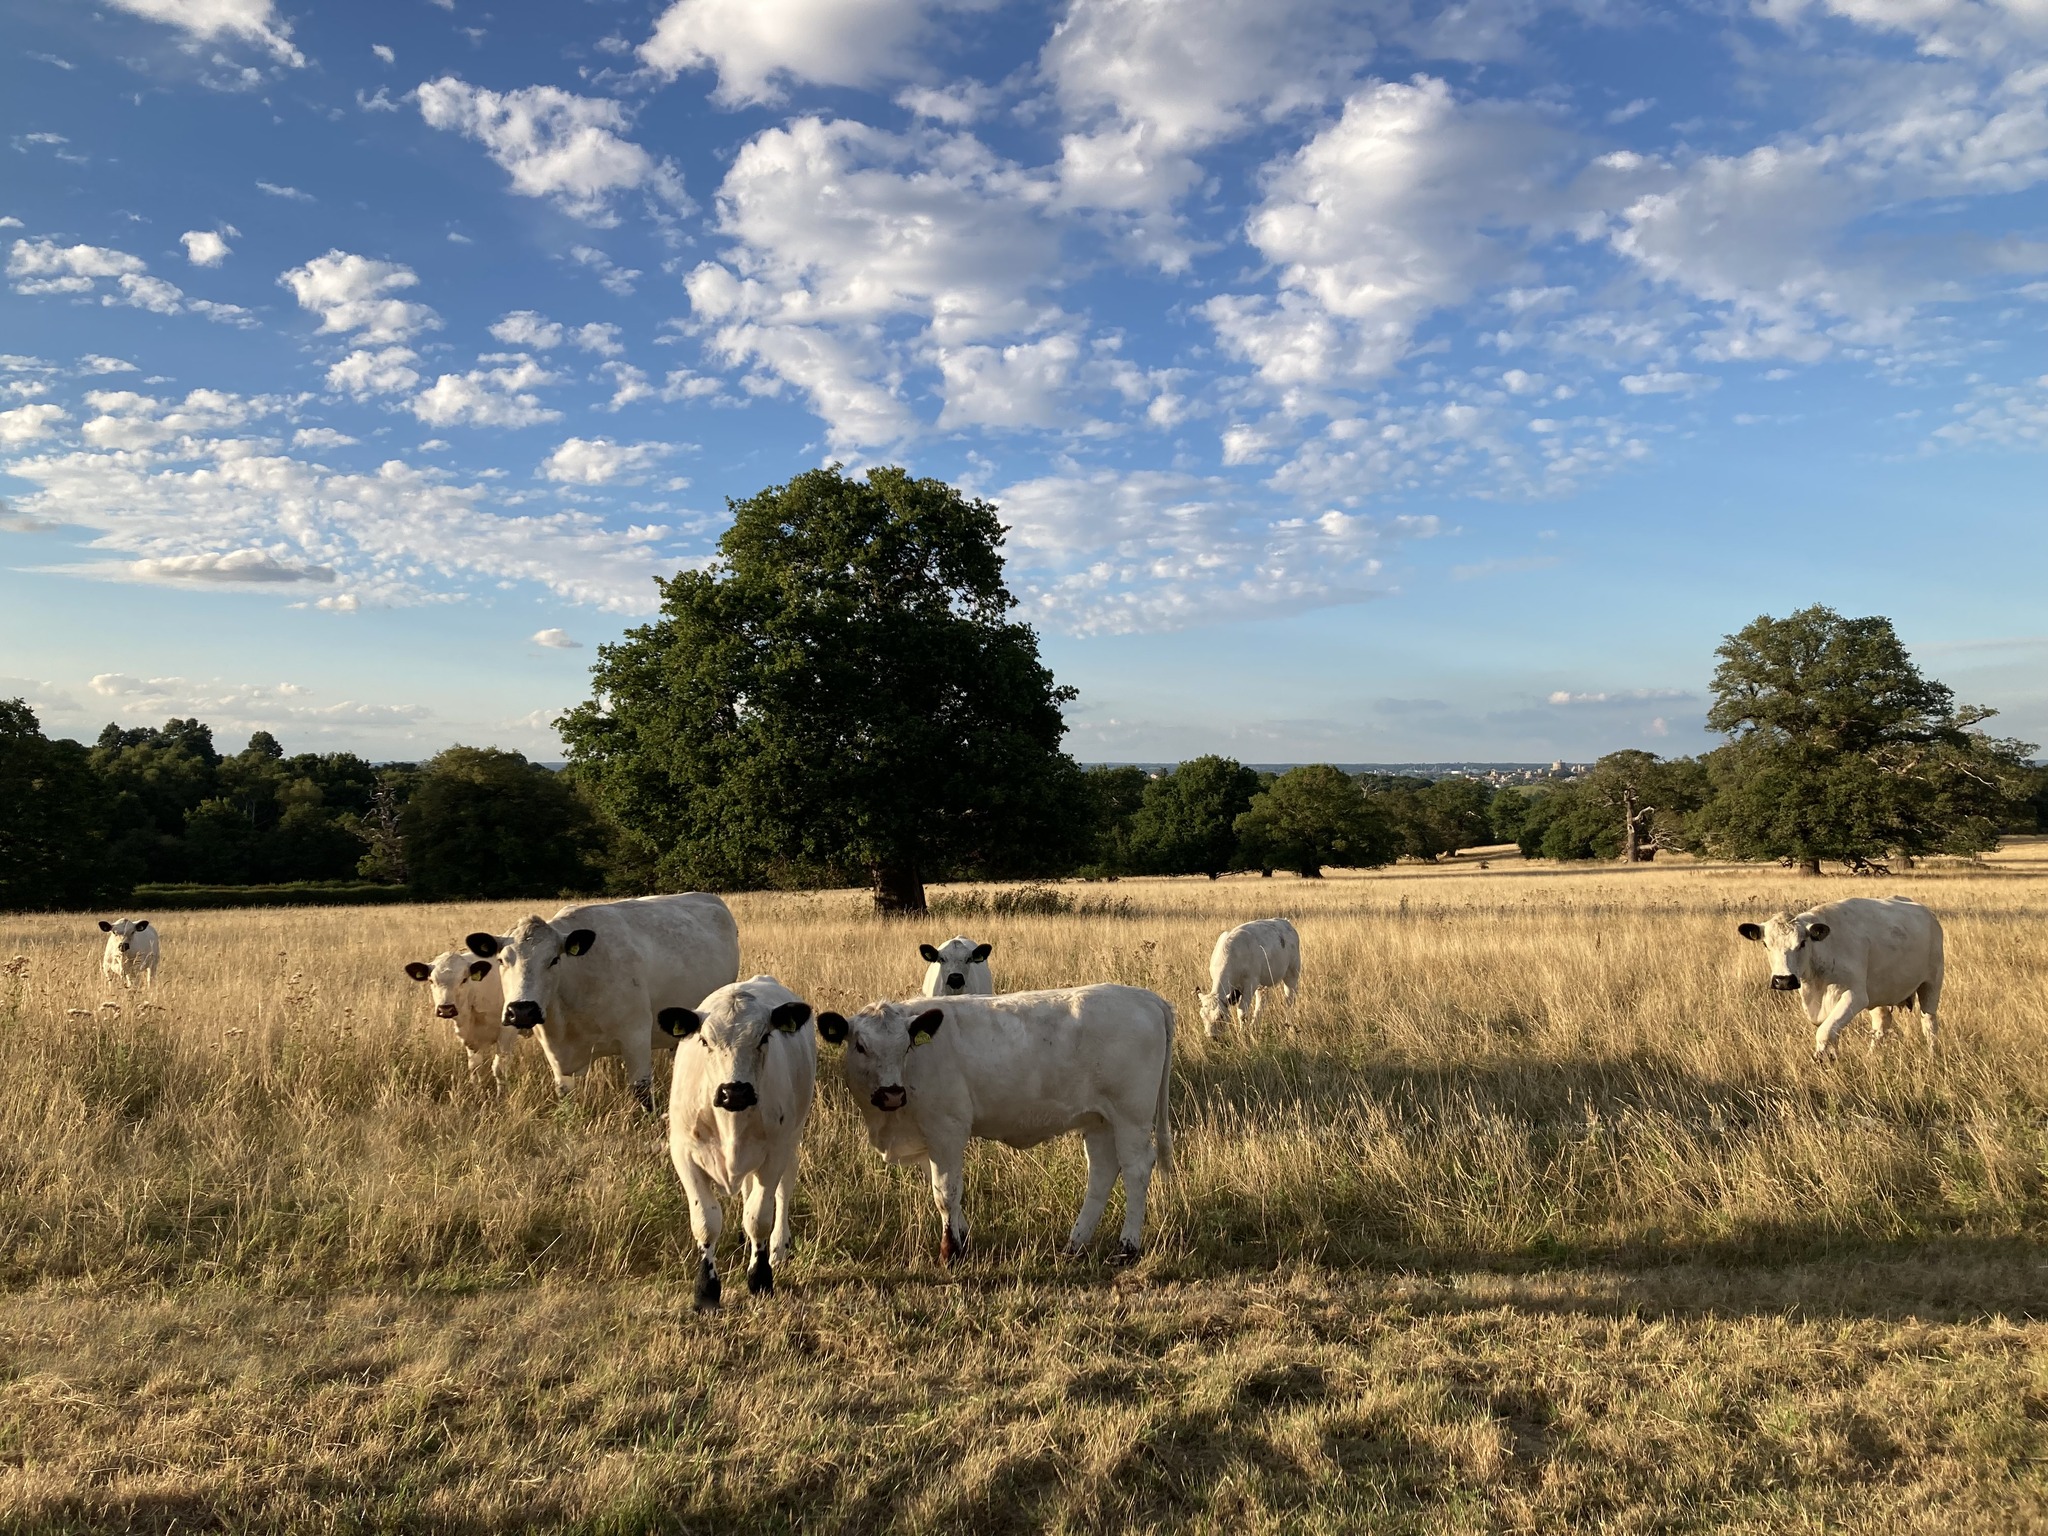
[1738,896,1945,1059]
[919,935,994,997]
[819,984,1174,1267]
[466,892,740,1111]
[664,975,821,1309]
[402,950,518,1084]
[1195,918,1299,1037]
[98,919,159,988]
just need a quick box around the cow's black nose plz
[504,1000,544,1031]
[1770,975,1801,991]
[872,1085,907,1112]
[434,1004,458,1019]
[946,974,964,990]
[713,1081,758,1113]
[119,943,131,953]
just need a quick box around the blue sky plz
[3,0,2046,765]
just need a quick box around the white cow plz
[664,975,820,1309]
[403,950,518,1084]
[1738,896,1945,1059]
[919,935,993,997]
[466,892,740,1111]
[98,918,159,988]
[1195,918,1299,1037]
[820,984,1174,1267]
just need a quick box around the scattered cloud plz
[279,251,441,344]
[411,356,561,428]
[531,627,582,648]
[1547,687,1692,705]
[640,0,968,105]
[539,436,670,483]
[102,0,304,67]
[7,237,253,324]
[0,403,68,445]
[417,76,688,224]
[256,180,314,200]
[180,227,234,266]
[568,245,640,295]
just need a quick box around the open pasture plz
[3,849,2048,1530]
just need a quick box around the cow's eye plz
[853,1039,868,1055]
[548,956,559,968]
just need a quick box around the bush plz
[129,882,414,910]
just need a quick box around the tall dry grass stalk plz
[3,846,2046,1529]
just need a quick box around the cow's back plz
[915,984,1173,1147]
[553,893,742,1025]
[1217,918,1297,976]
[1813,896,1942,1004]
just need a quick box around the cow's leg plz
[769,1158,798,1268]
[1917,975,1943,1053]
[1868,1006,1892,1048]
[1064,1126,1122,1257]
[620,1028,655,1114]
[1813,989,1866,1060]
[1245,984,1264,1030]
[672,1152,725,1310]
[1108,1117,1159,1266]
[742,1170,778,1297]
[926,1148,969,1265]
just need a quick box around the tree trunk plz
[871,861,926,914]
[1297,864,1323,879]
[1798,856,1822,876]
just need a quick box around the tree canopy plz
[1235,764,1399,878]
[401,747,600,901]
[559,465,1087,912]
[1125,756,1262,878]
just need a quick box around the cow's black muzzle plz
[946,974,965,990]
[1770,975,1801,992]
[434,1004,459,1019]
[504,1000,544,1031]
[872,1085,907,1112]
[713,1081,758,1113]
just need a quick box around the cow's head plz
[403,950,496,1034]
[1737,912,1829,991]
[919,935,993,995]
[466,916,596,1032]
[659,978,814,1114]
[98,918,148,954]
[1193,984,1241,1030]
[817,1001,942,1113]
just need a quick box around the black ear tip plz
[98,921,112,931]
[465,932,500,957]
[404,962,432,981]
[658,1007,701,1039]
[919,944,941,962]
[817,1012,848,1044]
[1737,922,1763,941]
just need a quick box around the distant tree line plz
[0,707,601,909]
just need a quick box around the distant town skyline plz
[5,0,2046,763]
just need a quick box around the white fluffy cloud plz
[531,627,583,648]
[416,77,687,225]
[539,436,670,483]
[326,347,421,397]
[639,0,967,104]
[489,310,624,354]
[280,251,441,344]
[180,228,233,266]
[102,0,303,66]
[411,356,561,428]
[7,237,251,323]
[0,403,68,444]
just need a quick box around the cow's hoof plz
[694,1259,722,1311]
[1059,1243,1088,1262]
[747,1253,774,1297]
[1107,1241,1141,1269]
[939,1230,966,1266]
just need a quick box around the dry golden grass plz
[3,844,2047,1530]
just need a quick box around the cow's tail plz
[1154,996,1176,1177]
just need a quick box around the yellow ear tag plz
[911,1028,935,1046]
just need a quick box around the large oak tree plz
[559,466,1086,913]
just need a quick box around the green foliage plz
[400,747,601,901]
[1514,783,1606,860]
[0,700,114,910]
[1577,750,1709,862]
[129,882,417,910]
[1234,764,1400,877]
[1489,786,1534,845]
[1696,606,2035,869]
[560,465,1088,911]
[1077,764,1151,874]
[1125,755,1262,877]
[1372,775,1495,860]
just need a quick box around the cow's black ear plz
[98,921,112,932]
[1225,987,1242,1006]
[658,1007,701,1040]
[770,1000,812,1033]
[909,1009,944,1046]
[816,1012,848,1044]
[133,920,149,931]
[563,928,598,957]
[1736,923,1764,942]
[467,959,492,981]
[919,944,942,963]
[404,961,433,982]
[1807,922,1830,942]
[969,943,992,963]
[466,932,501,957]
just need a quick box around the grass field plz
[4,846,2047,1531]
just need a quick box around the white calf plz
[665,976,820,1309]
[1196,917,1299,1037]
[919,935,993,997]
[98,919,159,988]
[403,950,518,1084]
[1738,895,1945,1059]
[822,984,1174,1267]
